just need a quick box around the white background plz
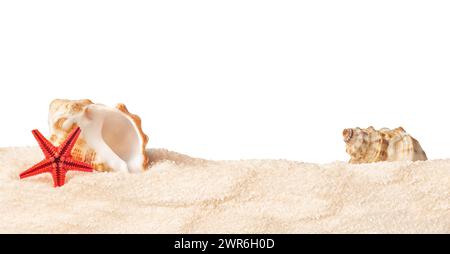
[1,1,449,163]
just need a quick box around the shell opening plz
[79,104,146,173]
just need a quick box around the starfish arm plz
[32,129,58,159]
[51,163,66,187]
[59,126,82,157]
[20,158,53,179]
[63,158,93,172]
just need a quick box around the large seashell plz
[48,99,149,173]
[342,126,427,164]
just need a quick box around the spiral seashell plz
[343,126,427,164]
[48,99,149,173]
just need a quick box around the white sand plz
[0,146,449,233]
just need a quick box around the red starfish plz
[20,126,93,187]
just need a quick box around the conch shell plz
[342,126,427,164]
[48,99,149,173]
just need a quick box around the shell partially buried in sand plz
[343,126,427,164]
[48,99,149,173]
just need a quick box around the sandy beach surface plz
[0,147,449,233]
